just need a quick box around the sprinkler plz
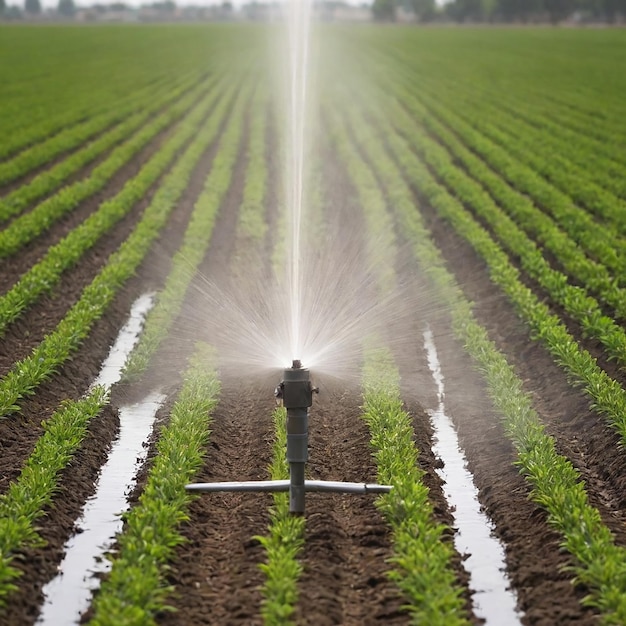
[186,360,392,515]
[275,359,318,514]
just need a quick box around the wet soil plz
[410,192,604,625]
[2,89,619,626]
[0,83,236,625]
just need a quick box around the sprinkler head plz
[274,360,318,408]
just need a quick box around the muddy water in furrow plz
[423,326,521,625]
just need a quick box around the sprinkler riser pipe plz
[289,462,305,515]
[282,364,314,514]
[286,408,308,462]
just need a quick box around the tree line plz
[374,0,626,22]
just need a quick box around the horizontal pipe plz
[185,479,392,494]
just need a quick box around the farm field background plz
[1,22,626,625]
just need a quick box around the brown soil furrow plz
[297,379,408,626]
[0,84,212,294]
[156,380,275,626]
[409,203,602,624]
[412,183,626,543]
[0,88,234,495]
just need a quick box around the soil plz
[2,91,621,626]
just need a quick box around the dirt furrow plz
[408,199,603,625]
[0,87,235,495]
[156,379,275,626]
[298,379,408,625]
[0,84,213,294]
[410,177,626,541]
[0,88,242,624]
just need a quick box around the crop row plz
[367,65,626,448]
[432,85,626,231]
[0,75,236,418]
[361,346,469,624]
[389,86,626,322]
[320,58,626,620]
[403,59,626,178]
[384,87,626,370]
[0,78,160,164]
[0,71,201,226]
[373,30,626,147]
[361,77,626,463]
[0,79,221,338]
[256,407,304,624]
[462,91,626,200]
[122,78,252,381]
[325,86,470,622]
[0,69,249,615]
[0,74,194,191]
[410,81,626,280]
[237,85,269,243]
[0,76,213,260]
[88,346,220,625]
[0,26,238,160]
[0,387,108,606]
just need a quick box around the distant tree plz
[57,0,74,15]
[544,0,574,22]
[6,3,21,16]
[0,0,6,14]
[406,0,436,20]
[24,0,40,13]
[602,0,625,21]
[446,0,484,20]
[372,0,396,20]
[150,0,175,9]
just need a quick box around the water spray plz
[186,360,392,515]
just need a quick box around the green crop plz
[122,76,255,381]
[361,345,470,625]
[88,345,220,625]
[255,407,305,626]
[0,78,233,417]
[0,387,108,606]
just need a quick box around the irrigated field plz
[1,23,626,626]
